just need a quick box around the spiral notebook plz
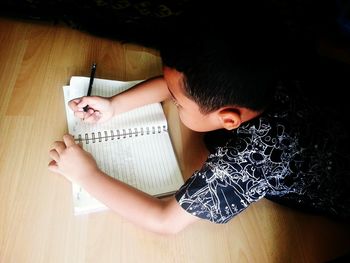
[63,76,184,215]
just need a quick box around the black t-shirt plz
[175,84,350,223]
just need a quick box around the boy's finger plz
[49,149,60,162]
[77,97,95,108]
[74,111,85,119]
[83,110,94,121]
[84,111,101,123]
[63,134,76,147]
[71,98,82,103]
[48,160,60,174]
[84,114,97,123]
[68,98,82,110]
[53,141,66,154]
[92,112,101,122]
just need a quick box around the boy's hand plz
[48,134,99,183]
[68,96,114,123]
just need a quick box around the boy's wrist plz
[75,167,104,187]
[110,95,122,115]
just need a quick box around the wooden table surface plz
[0,17,349,263]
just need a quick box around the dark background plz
[1,0,350,110]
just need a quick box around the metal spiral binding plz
[76,125,167,143]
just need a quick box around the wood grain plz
[0,17,349,263]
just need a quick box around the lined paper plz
[62,76,183,215]
[63,77,166,139]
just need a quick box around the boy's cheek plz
[179,114,204,132]
[178,113,193,130]
[179,112,219,132]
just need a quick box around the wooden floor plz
[0,17,349,263]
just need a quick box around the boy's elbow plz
[147,199,198,235]
[160,222,186,235]
[149,217,185,236]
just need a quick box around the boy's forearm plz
[111,76,170,115]
[77,169,170,233]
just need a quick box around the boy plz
[48,20,350,233]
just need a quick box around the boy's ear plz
[218,108,242,130]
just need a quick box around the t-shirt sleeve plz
[175,146,269,223]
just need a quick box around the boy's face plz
[163,66,224,132]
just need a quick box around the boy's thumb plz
[77,97,91,108]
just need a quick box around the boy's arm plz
[79,168,199,234]
[70,76,171,123]
[48,135,199,234]
[111,76,171,115]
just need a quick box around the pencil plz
[83,63,97,112]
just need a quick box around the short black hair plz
[160,3,289,113]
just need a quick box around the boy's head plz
[162,36,280,114]
[160,4,288,132]
[160,3,287,115]
[163,65,265,132]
